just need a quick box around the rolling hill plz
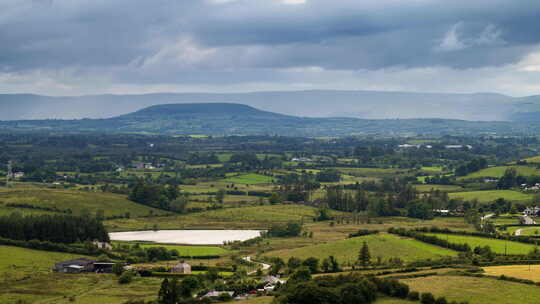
[1,103,540,136]
[1,90,540,122]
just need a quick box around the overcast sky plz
[1,0,540,96]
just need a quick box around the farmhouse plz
[524,206,540,216]
[171,261,192,274]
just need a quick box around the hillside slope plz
[0,90,534,121]
[1,103,540,136]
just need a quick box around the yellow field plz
[483,265,540,282]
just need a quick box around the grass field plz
[105,204,328,231]
[134,243,228,257]
[402,275,540,304]
[0,245,91,280]
[414,184,464,193]
[222,173,274,184]
[374,298,417,304]
[0,273,162,304]
[0,184,168,217]
[483,264,540,282]
[424,233,536,254]
[459,165,540,180]
[448,190,532,203]
[264,233,458,264]
[524,156,540,164]
[421,166,443,172]
[332,167,407,178]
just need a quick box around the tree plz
[288,267,312,283]
[269,192,283,205]
[216,189,226,203]
[302,257,319,274]
[287,257,302,270]
[358,241,371,267]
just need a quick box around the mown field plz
[524,155,540,164]
[483,264,540,282]
[459,165,540,180]
[264,233,458,264]
[448,190,532,203]
[0,185,167,217]
[423,233,536,254]
[134,243,228,257]
[0,245,92,280]
[222,173,274,184]
[414,184,463,193]
[0,273,162,304]
[105,204,328,231]
[401,275,540,304]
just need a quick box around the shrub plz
[408,291,420,301]
[421,292,436,304]
[118,271,135,284]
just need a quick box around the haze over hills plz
[2,102,540,137]
[1,90,540,122]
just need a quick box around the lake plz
[109,229,262,245]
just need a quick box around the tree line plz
[0,213,109,244]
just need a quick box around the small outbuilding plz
[53,258,96,273]
[171,261,192,274]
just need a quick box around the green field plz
[459,165,540,180]
[264,233,458,264]
[105,204,329,231]
[332,167,407,178]
[424,233,536,254]
[421,166,443,172]
[448,190,532,202]
[0,273,162,304]
[414,184,463,193]
[136,243,228,256]
[222,173,274,184]
[524,155,540,164]
[0,185,168,217]
[402,275,540,304]
[0,245,91,280]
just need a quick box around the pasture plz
[423,233,536,254]
[122,243,228,257]
[414,184,463,193]
[105,204,326,231]
[459,165,540,180]
[0,273,162,304]
[222,173,274,184]
[401,275,540,304]
[448,190,532,203]
[483,264,540,282]
[0,245,91,280]
[264,233,458,264]
[0,184,167,217]
[524,155,540,164]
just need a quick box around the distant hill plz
[1,103,540,136]
[1,90,539,121]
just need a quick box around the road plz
[243,256,271,275]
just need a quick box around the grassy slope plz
[460,165,540,180]
[136,243,228,256]
[414,184,463,193]
[0,273,162,304]
[448,190,532,203]
[264,233,457,263]
[0,185,167,217]
[105,204,329,231]
[483,264,540,282]
[402,275,540,304]
[222,173,274,184]
[0,245,91,279]
[424,233,535,254]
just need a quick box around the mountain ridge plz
[0,90,538,122]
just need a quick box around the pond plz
[109,230,262,245]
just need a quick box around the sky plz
[1,0,540,96]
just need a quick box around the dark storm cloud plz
[1,0,540,85]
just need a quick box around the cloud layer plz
[1,0,540,95]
